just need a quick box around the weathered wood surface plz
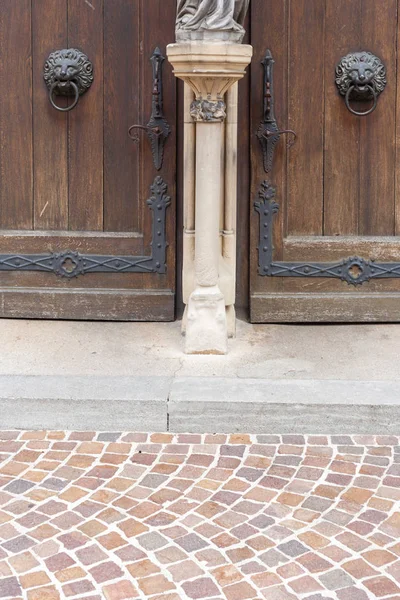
[251,293,400,323]
[33,0,68,230]
[0,0,176,321]
[0,289,174,321]
[0,0,33,230]
[250,0,400,323]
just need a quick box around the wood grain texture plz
[68,0,104,231]
[235,11,251,314]
[0,231,142,254]
[251,293,400,323]
[33,0,69,231]
[0,2,176,320]
[0,289,174,321]
[359,0,397,236]
[104,0,139,232]
[287,0,325,236]
[249,0,288,303]
[0,0,33,229]
[140,0,177,298]
[396,1,400,235]
[249,0,400,323]
[323,0,360,236]
[284,236,400,262]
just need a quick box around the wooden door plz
[249,0,400,322]
[0,0,176,320]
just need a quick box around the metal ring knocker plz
[49,81,80,113]
[345,84,378,117]
[336,51,387,117]
[43,48,94,113]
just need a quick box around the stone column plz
[168,42,252,354]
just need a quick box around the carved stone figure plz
[176,0,250,42]
[190,98,227,122]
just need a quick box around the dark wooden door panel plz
[104,0,140,233]
[359,0,397,236]
[288,0,325,237]
[69,0,104,232]
[250,0,400,322]
[0,0,176,321]
[323,0,361,237]
[0,0,33,230]
[32,0,69,231]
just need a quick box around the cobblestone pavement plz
[0,432,398,599]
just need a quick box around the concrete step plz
[0,375,171,431]
[169,377,400,435]
[0,375,399,434]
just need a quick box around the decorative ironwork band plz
[255,180,400,286]
[128,48,171,171]
[0,176,170,279]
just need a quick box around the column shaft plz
[195,121,222,287]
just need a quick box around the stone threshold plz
[0,375,399,434]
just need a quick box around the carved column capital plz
[190,97,226,122]
[167,42,253,116]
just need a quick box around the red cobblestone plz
[0,432,397,599]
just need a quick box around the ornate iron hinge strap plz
[255,180,400,286]
[0,177,170,279]
[257,50,296,174]
[129,47,171,171]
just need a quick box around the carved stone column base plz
[185,285,228,355]
[182,302,235,339]
[226,304,236,338]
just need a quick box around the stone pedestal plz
[167,42,252,354]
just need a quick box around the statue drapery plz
[176,0,249,35]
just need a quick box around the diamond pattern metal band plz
[0,177,170,279]
[255,180,400,286]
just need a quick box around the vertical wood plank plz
[0,0,176,320]
[250,0,288,307]
[68,0,104,231]
[33,0,68,231]
[0,0,33,229]
[236,11,251,314]
[140,0,177,294]
[324,0,361,236]
[287,0,325,236]
[360,0,396,235]
[103,0,139,232]
[394,1,400,234]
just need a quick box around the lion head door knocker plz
[43,48,94,113]
[335,51,387,117]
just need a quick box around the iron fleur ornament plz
[255,180,400,286]
[0,177,171,279]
